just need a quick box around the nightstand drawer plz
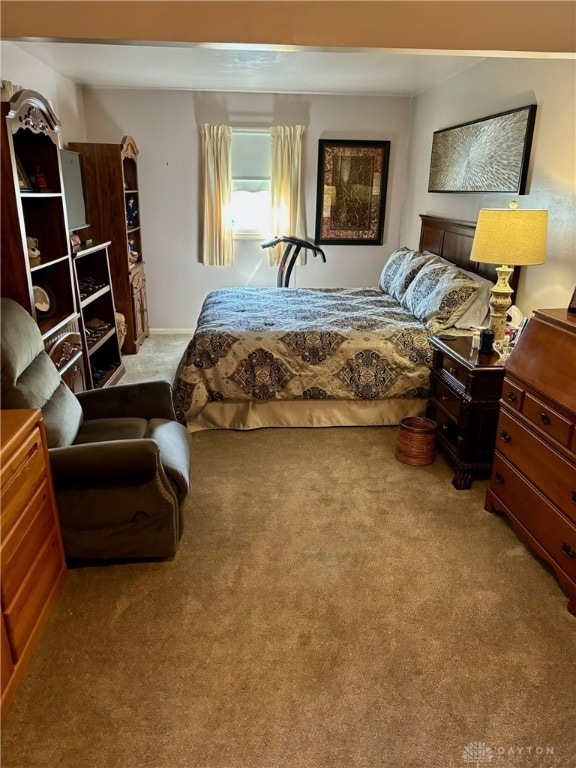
[523,393,573,449]
[432,377,462,421]
[440,355,468,388]
[434,406,461,447]
[497,409,576,521]
[491,452,576,582]
[501,378,524,412]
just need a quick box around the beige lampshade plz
[470,208,548,266]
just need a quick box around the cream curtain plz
[269,125,306,266]
[199,124,233,266]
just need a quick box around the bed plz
[173,215,519,431]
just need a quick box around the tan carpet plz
[2,339,575,768]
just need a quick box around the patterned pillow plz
[378,248,436,301]
[402,260,483,332]
[389,251,440,301]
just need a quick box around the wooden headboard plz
[419,214,520,298]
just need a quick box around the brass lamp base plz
[489,264,514,341]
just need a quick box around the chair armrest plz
[49,439,162,489]
[76,379,176,421]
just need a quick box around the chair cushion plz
[146,419,192,502]
[74,418,148,445]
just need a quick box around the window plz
[230,130,271,238]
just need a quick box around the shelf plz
[80,285,110,308]
[73,240,112,259]
[19,192,63,200]
[38,311,80,341]
[92,363,126,389]
[85,326,116,355]
[30,255,70,272]
[57,349,83,375]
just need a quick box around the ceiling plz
[9,41,486,96]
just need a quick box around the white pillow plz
[453,270,493,329]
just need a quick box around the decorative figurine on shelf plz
[128,236,139,267]
[126,196,138,228]
[29,165,48,192]
[26,236,41,267]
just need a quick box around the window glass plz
[230,131,271,237]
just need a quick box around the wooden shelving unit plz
[69,135,149,354]
[1,89,87,391]
[72,242,125,388]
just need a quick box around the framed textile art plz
[315,139,390,245]
[428,105,537,194]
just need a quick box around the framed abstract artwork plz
[315,139,390,245]
[428,105,537,194]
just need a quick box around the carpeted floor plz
[2,335,575,768]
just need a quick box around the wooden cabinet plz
[1,90,86,389]
[1,409,67,721]
[426,335,505,489]
[69,136,150,354]
[73,242,125,388]
[485,309,576,616]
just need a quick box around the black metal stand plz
[260,236,326,287]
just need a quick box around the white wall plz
[78,88,411,329]
[3,42,574,327]
[401,57,576,317]
[1,42,86,141]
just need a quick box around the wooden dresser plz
[485,309,576,616]
[1,409,67,720]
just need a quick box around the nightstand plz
[426,335,505,489]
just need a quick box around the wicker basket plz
[395,416,437,466]
[115,311,128,350]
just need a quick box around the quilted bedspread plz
[173,286,433,425]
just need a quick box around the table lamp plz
[470,202,547,340]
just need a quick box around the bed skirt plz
[186,397,427,432]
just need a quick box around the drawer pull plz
[441,395,449,402]
[506,392,517,403]
[500,430,511,443]
[494,472,505,485]
[561,541,576,559]
[449,367,457,376]
[539,412,551,426]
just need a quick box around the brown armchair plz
[1,298,192,561]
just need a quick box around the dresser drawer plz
[0,425,45,541]
[490,452,576,582]
[432,377,462,421]
[1,479,56,608]
[523,393,573,449]
[496,409,576,522]
[3,531,64,661]
[501,377,523,413]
